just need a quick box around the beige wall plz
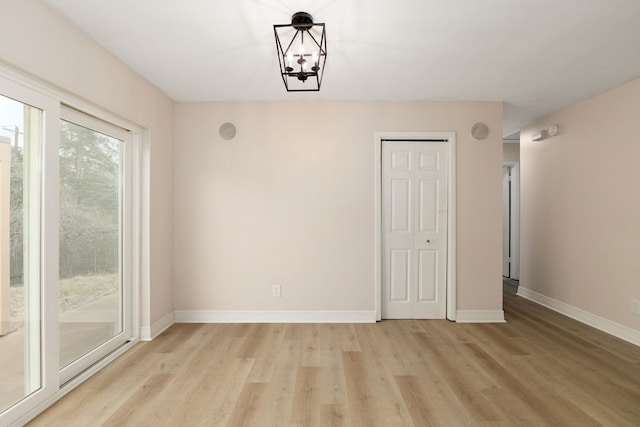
[503,143,520,162]
[174,101,503,313]
[0,0,175,327]
[520,77,640,332]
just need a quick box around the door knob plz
[426,239,431,243]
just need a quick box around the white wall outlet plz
[631,298,640,315]
[272,284,282,298]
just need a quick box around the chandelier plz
[274,12,327,92]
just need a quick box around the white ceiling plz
[42,0,640,136]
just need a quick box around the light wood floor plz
[29,285,640,426]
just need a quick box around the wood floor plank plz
[27,285,640,427]
[101,373,174,426]
[369,321,418,376]
[290,366,322,426]
[300,323,322,367]
[162,353,254,426]
[319,403,348,426]
[225,382,270,427]
[245,323,286,383]
[345,336,414,426]
[337,324,362,352]
[235,323,271,359]
[340,350,380,426]
[258,337,301,427]
[394,374,469,427]
[152,322,206,354]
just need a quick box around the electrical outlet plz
[272,284,282,298]
[631,298,640,315]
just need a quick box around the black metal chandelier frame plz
[274,12,327,92]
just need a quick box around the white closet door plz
[382,141,448,319]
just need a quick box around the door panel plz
[0,77,60,427]
[418,179,438,232]
[58,119,122,370]
[58,108,131,384]
[418,150,439,171]
[390,179,411,232]
[382,141,448,319]
[391,150,412,171]
[417,249,437,302]
[0,95,43,411]
[390,249,410,302]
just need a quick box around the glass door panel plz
[59,113,128,378]
[0,95,43,412]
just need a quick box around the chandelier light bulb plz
[311,52,320,72]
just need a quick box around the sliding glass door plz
[0,74,135,425]
[0,75,59,426]
[0,93,44,413]
[58,108,132,383]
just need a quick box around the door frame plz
[374,132,457,321]
[502,161,520,280]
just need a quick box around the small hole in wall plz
[219,122,237,140]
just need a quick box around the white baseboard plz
[517,287,640,347]
[455,310,506,323]
[174,310,376,324]
[140,311,175,341]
